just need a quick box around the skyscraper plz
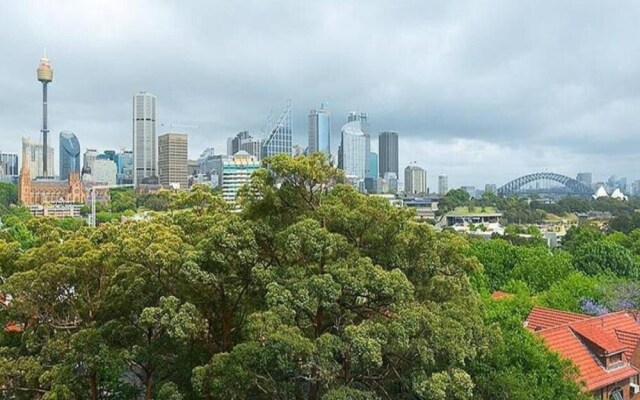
[1,153,19,177]
[115,150,134,184]
[368,152,378,179]
[348,111,370,176]
[576,172,592,187]
[405,165,427,194]
[158,133,188,189]
[133,92,157,185]
[308,104,331,155]
[83,148,98,175]
[59,131,80,180]
[37,52,53,177]
[262,101,292,159]
[22,138,54,179]
[379,131,399,178]
[228,131,251,155]
[438,175,449,196]
[222,151,260,204]
[338,121,367,181]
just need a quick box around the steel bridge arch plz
[497,172,593,196]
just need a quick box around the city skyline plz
[2,2,640,188]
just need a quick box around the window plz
[609,387,623,400]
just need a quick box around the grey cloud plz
[1,0,640,185]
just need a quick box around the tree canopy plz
[0,154,586,399]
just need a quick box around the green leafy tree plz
[538,272,606,312]
[573,240,639,277]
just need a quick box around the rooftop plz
[525,307,640,391]
[446,206,502,216]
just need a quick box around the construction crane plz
[89,184,134,227]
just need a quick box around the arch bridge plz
[497,172,593,196]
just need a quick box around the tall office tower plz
[22,137,54,179]
[347,111,370,176]
[37,52,53,177]
[222,151,261,204]
[379,131,399,178]
[484,183,497,193]
[262,101,292,159]
[368,152,379,178]
[1,153,19,177]
[59,131,80,180]
[83,148,98,175]
[576,172,592,186]
[115,150,134,184]
[384,172,398,194]
[132,92,157,185]
[338,121,367,181]
[632,180,640,196]
[240,137,262,159]
[438,175,449,196]
[229,131,251,155]
[404,165,427,194]
[103,150,116,161]
[308,104,331,155]
[158,133,188,189]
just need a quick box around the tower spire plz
[37,52,53,177]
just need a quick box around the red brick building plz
[526,307,640,399]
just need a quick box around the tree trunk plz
[90,373,99,400]
[145,376,153,400]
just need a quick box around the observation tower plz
[37,51,53,177]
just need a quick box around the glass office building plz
[308,105,331,155]
[59,131,80,180]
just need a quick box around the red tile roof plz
[490,291,512,300]
[4,323,23,332]
[571,323,625,354]
[526,307,640,391]
[525,306,589,331]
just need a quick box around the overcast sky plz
[1,0,639,188]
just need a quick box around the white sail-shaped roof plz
[592,186,609,199]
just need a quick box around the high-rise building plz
[229,131,262,159]
[91,159,117,186]
[484,183,497,194]
[228,131,251,155]
[1,153,19,177]
[308,104,331,155]
[222,151,260,204]
[37,52,53,177]
[262,101,292,159]
[338,120,367,182]
[404,165,427,194]
[132,92,157,185]
[348,111,370,176]
[115,150,134,185]
[632,180,640,196]
[239,137,262,159]
[577,172,592,186]
[158,133,188,189]
[59,131,80,180]
[103,150,116,161]
[384,172,398,194]
[83,149,98,176]
[22,138,54,180]
[438,175,449,196]
[379,131,399,178]
[461,186,476,198]
[368,152,378,179]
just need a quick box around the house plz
[525,307,640,399]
